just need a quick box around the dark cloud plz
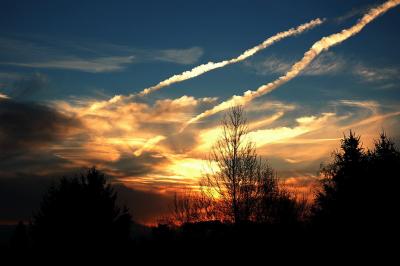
[0,151,72,179]
[161,129,200,154]
[107,152,168,178]
[0,99,81,159]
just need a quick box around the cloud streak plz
[5,55,136,73]
[135,18,323,97]
[185,0,400,128]
[0,36,204,73]
[353,64,400,82]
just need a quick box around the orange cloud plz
[47,94,400,199]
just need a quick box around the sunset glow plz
[1,0,400,225]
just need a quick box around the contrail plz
[87,19,323,112]
[137,18,323,97]
[184,0,400,129]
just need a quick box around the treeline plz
[5,106,400,255]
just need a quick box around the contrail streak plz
[137,18,323,97]
[87,19,323,112]
[184,0,400,129]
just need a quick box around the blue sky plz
[1,0,399,102]
[0,0,399,223]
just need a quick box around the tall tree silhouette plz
[313,131,367,229]
[369,132,400,228]
[312,131,399,233]
[31,167,132,251]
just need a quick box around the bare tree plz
[201,106,274,223]
[168,106,305,225]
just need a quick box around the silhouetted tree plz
[368,132,400,227]
[256,167,307,225]
[312,131,367,229]
[312,131,399,233]
[200,106,266,223]
[9,221,29,251]
[31,167,132,252]
[200,106,303,224]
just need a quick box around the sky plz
[1,0,399,224]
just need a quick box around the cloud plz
[248,99,400,198]
[0,72,21,81]
[5,56,136,73]
[185,0,400,127]
[337,99,380,114]
[2,91,400,224]
[48,94,215,170]
[40,94,224,197]
[0,37,204,73]
[245,100,297,113]
[353,64,400,82]
[153,47,204,65]
[0,96,180,223]
[334,3,378,23]
[134,136,166,156]
[245,52,345,76]
[103,152,169,180]
[246,52,399,86]
[244,55,292,76]
[0,99,82,159]
[303,52,346,75]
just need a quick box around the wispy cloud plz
[0,72,22,81]
[334,3,378,23]
[353,64,400,82]
[337,99,380,112]
[304,52,346,75]
[0,37,204,73]
[5,55,136,73]
[244,56,292,76]
[246,51,400,86]
[245,52,345,76]
[153,47,204,65]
